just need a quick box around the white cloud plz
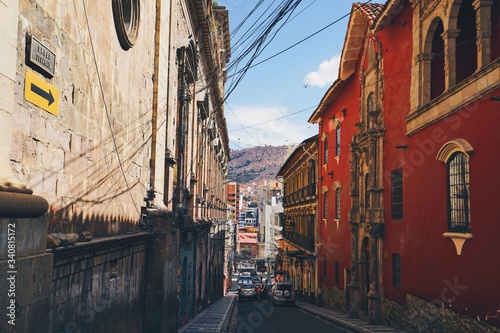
[226,105,316,149]
[303,54,341,88]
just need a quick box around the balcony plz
[283,183,316,207]
[282,231,315,252]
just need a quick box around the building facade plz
[0,0,230,332]
[307,0,500,330]
[277,135,318,301]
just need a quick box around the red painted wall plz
[317,68,362,291]
[380,2,500,325]
[377,3,414,306]
[401,91,500,324]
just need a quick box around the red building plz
[309,0,500,330]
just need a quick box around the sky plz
[218,0,362,150]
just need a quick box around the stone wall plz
[320,285,347,313]
[384,294,500,333]
[48,233,149,333]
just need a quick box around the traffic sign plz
[24,68,59,116]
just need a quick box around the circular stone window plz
[112,0,140,50]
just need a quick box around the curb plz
[295,302,371,333]
[220,294,237,332]
[226,295,239,333]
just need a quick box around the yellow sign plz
[24,69,59,115]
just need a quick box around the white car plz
[269,283,295,306]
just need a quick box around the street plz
[236,299,352,333]
[230,272,353,333]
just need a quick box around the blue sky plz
[219,0,359,150]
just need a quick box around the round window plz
[112,0,140,50]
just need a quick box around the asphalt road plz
[235,297,353,333]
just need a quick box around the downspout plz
[142,0,172,218]
[164,0,174,208]
[148,0,161,202]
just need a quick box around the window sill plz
[442,232,473,255]
[334,219,340,228]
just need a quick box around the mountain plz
[228,145,292,184]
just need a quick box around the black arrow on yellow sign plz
[30,83,55,106]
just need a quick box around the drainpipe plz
[142,0,172,217]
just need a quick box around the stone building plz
[0,0,230,332]
[276,134,318,302]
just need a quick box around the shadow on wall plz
[47,205,138,237]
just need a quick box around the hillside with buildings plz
[228,145,293,183]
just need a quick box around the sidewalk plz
[295,301,407,333]
[180,276,405,333]
[178,294,237,333]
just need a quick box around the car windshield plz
[238,278,253,285]
[276,284,292,291]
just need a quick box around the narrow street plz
[236,300,352,333]
[230,273,353,333]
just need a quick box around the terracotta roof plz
[374,0,406,32]
[353,2,386,28]
[307,2,385,123]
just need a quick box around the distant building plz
[277,134,318,301]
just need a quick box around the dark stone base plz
[0,191,48,218]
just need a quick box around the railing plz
[282,231,315,252]
[283,183,317,207]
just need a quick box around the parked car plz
[269,283,295,306]
[238,284,258,300]
[239,267,258,278]
[237,276,253,287]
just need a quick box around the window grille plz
[323,192,328,219]
[391,169,403,220]
[323,137,329,163]
[335,124,341,156]
[335,188,341,220]
[392,253,401,289]
[447,152,471,232]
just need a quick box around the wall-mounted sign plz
[25,69,59,116]
[27,35,56,77]
[284,219,295,232]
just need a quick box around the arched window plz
[335,123,341,156]
[447,152,471,232]
[323,136,329,164]
[456,0,477,84]
[430,20,445,99]
[112,0,140,50]
[436,139,474,233]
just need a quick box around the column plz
[367,225,383,324]
[473,0,492,68]
[442,29,460,90]
[347,223,360,318]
